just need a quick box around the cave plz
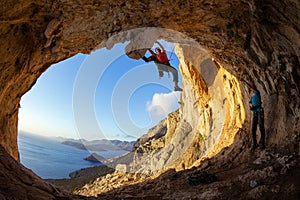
[0,0,299,199]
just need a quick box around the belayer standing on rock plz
[249,87,265,150]
[142,41,182,91]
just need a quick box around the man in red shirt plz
[142,41,182,91]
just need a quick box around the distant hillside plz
[61,141,90,150]
[61,138,135,152]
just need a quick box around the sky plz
[18,41,182,141]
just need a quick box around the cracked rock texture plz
[0,0,299,199]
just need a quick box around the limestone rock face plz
[112,52,246,175]
[0,0,299,199]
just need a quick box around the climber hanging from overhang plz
[142,41,182,92]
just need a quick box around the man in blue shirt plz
[249,87,265,150]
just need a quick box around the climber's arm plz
[156,41,165,52]
[148,48,156,56]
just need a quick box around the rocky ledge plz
[77,145,300,199]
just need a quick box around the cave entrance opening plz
[17,40,182,180]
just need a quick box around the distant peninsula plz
[60,138,135,152]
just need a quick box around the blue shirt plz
[250,91,262,114]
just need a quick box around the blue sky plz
[18,41,181,141]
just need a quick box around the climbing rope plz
[168,46,175,61]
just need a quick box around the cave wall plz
[0,0,299,163]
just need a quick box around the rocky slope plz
[46,165,114,192]
[78,149,300,199]
[0,0,299,199]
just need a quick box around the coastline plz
[46,165,115,192]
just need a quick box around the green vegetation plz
[192,132,206,149]
[285,76,291,93]
[73,187,82,193]
[226,22,245,47]
[227,23,234,39]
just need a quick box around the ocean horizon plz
[18,131,128,179]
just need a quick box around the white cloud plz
[146,91,181,118]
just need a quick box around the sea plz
[18,131,128,179]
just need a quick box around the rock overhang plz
[0,0,299,198]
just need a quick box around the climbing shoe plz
[174,86,183,91]
[142,56,148,62]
